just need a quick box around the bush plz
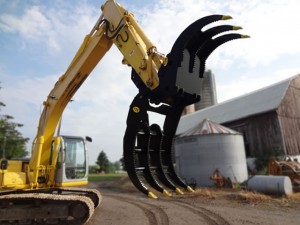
[254,145,282,173]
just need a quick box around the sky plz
[0,0,300,163]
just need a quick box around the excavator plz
[0,0,248,224]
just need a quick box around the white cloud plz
[0,5,58,49]
[0,2,98,54]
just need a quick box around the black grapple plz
[124,15,248,198]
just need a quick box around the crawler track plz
[0,188,101,225]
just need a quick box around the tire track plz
[104,193,229,225]
[174,200,231,225]
[105,194,169,225]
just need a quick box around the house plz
[177,75,300,157]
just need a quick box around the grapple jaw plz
[157,14,249,99]
[124,15,248,198]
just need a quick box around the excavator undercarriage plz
[0,188,101,225]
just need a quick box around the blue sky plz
[1,0,300,162]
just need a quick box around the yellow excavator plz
[0,0,248,224]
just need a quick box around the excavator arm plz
[29,22,113,187]
[28,0,167,188]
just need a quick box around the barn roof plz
[177,76,297,134]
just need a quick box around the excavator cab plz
[55,136,90,187]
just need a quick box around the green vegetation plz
[254,145,282,174]
[0,86,29,159]
[96,150,110,173]
[88,173,126,181]
[94,150,122,174]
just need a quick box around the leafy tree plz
[0,97,29,159]
[88,164,100,174]
[254,145,282,174]
[108,160,121,173]
[113,160,121,171]
[120,157,126,171]
[96,150,109,173]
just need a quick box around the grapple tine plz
[137,122,167,195]
[149,102,195,194]
[149,124,179,194]
[170,15,230,57]
[196,33,250,77]
[186,25,242,74]
[123,94,158,199]
[162,116,195,193]
[160,15,230,83]
[157,15,248,98]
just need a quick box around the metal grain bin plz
[174,119,248,187]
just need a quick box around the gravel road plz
[86,177,300,225]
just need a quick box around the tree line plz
[89,150,122,174]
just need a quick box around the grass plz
[88,173,126,181]
[192,187,300,206]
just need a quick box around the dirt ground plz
[86,176,300,225]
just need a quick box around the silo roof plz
[178,119,239,137]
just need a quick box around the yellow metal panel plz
[0,172,26,187]
[102,0,163,89]
[56,180,88,187]
[6,160,22,172]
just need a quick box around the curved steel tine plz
[138,122,170,196]
[197,33,249,77]
[149,124,178,195]
[186,25,241,73]
[123,95,158,199]
[170,15,230,56]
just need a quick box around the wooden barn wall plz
[223,111,284,157]
[277,76,300,155]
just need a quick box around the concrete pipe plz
[247,175,293,195]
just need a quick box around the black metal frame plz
[123,15,247,197]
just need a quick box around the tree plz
[88,164,100,174]
[0,99,29,159]
[96,150,109,173]
[113,160,121,171]
[108,160,121,173]
[120,157,126,171]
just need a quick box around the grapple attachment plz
[124,15,248,198]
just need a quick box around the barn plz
[177,75,300,158]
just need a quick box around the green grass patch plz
[88,173,126,181]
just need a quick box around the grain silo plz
[174,119,248,187]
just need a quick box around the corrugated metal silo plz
[174,119,248,187]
